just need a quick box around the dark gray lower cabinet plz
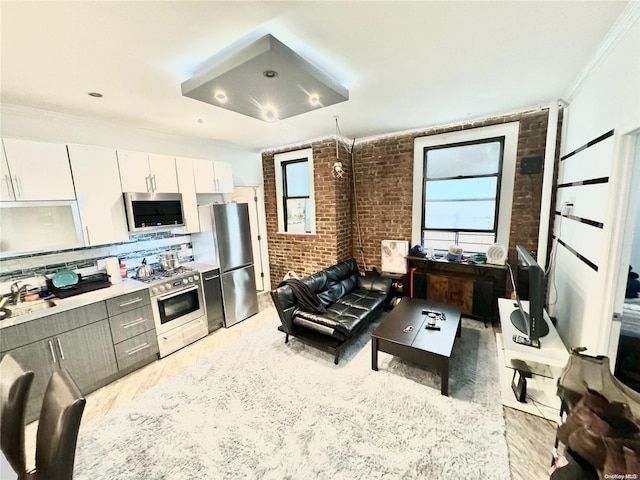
[1,302,120,423]
[202,269,225,332]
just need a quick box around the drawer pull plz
[122,317,147,329]
[119,297,143,307]
[126,343,150,356]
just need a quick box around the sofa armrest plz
[270,287,297,334]
[357,275,392,295]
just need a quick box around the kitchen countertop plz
[0,279,149,330]
[0,262,219,330]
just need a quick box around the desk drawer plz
[109,306,155,344]
[114,330,158,371]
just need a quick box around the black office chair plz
[26,369,86,480]
[0,353,35,476]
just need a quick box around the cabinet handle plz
[85,226,91,245]
[56,338,65,360]
[151,174,157,192]
[48,340,57,363]
[119,297,143,307]
[145,175,151,192]
[215,178,219,192]
[204,275,219,281]
[122,317,147,329]
[13,176,21,198]
[126,342,150,356]
[3,175,15,199]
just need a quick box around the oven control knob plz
[188,277,194,283]
[182,279,188,285]
[165,283,171,290]
[158,285,165,292]
[152,287,159,294]
[194,275,199,281]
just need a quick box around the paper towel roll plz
[105,257,121,285]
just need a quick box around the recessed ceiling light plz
[214,91,227,102]
[263,70,278,78]
[309,94,320,105]
[197,118,204,124]
[88,92,103,98]
[262,106,278,123]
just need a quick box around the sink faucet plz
[9,282,32,305]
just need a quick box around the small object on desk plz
[402,325,414,333]
[427,312,437,326]
[425,324,441,331]
[512,334,540,349]
[511,369,527,403]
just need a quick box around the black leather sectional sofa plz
[271,258,392,364]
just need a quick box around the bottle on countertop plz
[120,262,128,279]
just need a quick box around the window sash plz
[421,137,504,249]
[282,158,310,233]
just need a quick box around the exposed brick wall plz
[263,108,560,285]
[262,138,352,284]
[351,109,559,272]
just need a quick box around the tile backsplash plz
[0,231,194,295]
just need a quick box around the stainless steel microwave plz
[123,192,185,232]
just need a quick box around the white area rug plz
[74,314,510,479]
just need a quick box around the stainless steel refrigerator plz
[192,203,258,327]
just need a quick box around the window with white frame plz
[422,138,504,252]
[274,148,316,234]
[412,122,519,254]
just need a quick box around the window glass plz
[285,161,309,197]
[425,141,501,178]
[425,200,497,230]
[425,177,498,201]
[286,198,308,233]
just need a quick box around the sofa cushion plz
[293,287,386,338]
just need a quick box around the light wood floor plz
[25,307,556,479]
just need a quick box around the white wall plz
[550,7,640,354]
[0,103,264,187]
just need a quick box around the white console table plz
[496,298,569,420]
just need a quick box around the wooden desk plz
[406,256,508,323]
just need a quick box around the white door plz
[0,145,16,201]
[68,145,129,246]
[228,186,268,291]
[2,138,75,200]
[148,153,179,193]
[117,150,151,192]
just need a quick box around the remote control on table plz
[512,335,540,349]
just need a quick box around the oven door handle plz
[157,284,199,301]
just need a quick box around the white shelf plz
[497,298,569,420]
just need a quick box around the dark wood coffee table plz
[371,297,462,395]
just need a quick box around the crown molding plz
[564,1,640,104]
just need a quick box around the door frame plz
[600,124,640,364]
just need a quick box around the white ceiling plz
[0,1,628,152]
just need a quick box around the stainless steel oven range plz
[136,267,207,357]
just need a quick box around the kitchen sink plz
[4,300,57,317]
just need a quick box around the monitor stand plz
[510,309,549,338]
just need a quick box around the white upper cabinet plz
[68,145,129,246]
[148,153,179,193]
[193,158,233,194]
[175,157,200,233]
[0,145,16,201]
[213,161,234,193]
[117,150,178,193]
[2,138,76,201]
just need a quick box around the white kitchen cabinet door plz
[213,161,234,193]
[193,158,217,193]
[0,144,16,201]
[117,150,151,192]
[2,138,75,200]
[148,153,178,193]
[69,145,129,246]
[175,157,200,233]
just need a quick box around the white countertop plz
[0,262,220,330]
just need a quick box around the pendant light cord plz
[350,137,367,271]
